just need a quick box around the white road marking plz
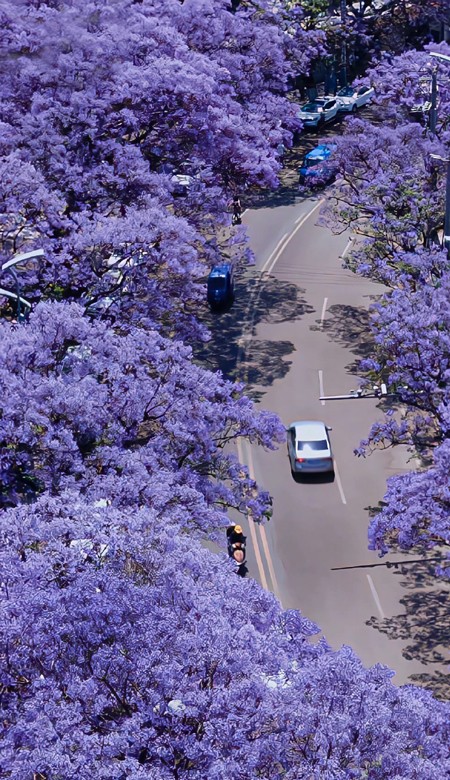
[318,370,325,406]
[262,200,324,276]
[247,519,269,591]
[366,574,385,618]
[246,444,281,601]
[320,296,328,328]
[259,523,282,603]
[341,237,354,260]
[261,232,288,274]
[333,460,347,505]
[245,443,282,602]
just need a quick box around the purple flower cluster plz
[323,44,450,567]
[0,2,449,777]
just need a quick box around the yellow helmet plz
[234,525,243,534]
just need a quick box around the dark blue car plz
[207,263,235,308]
[299,144,337,187]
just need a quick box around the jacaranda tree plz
[0,0,321,339]
[2,494,449,779]
[1,2,449,776]
[323,43,450,563]
[0,301,282,522]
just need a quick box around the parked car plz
[298,96,339,129]
[207,263,235,308]
[298,143,337,186]
[158,162,198,196]
[336,85,374,113]
[287,420,334,475]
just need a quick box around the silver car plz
[287,420,334,474]
[336,85,374,113]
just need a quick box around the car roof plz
[305,144,335,160]
[289,420,328,439]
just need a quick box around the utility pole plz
[431,154,450,259]
[429,67,438,135]
[428,53,450,257]
[340,0,347,88]
[445,159,450,259]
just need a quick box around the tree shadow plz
[316,303,377,372]
[243,142,319,211]
[195,273,314,396]
[366,558,450,700]
[245,177,309,211]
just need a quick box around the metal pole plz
[445,159,450,259]
[429,67,438,135]
[6,268,22,321]
[13,269,21,322]
[340,0,347,87]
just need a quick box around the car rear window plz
[297,440,328,451]
[208,277,227,290]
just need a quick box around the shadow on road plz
[316,303,376,371]
[194,273,314,397]
[245,144,323,211]
[366,558,450,700]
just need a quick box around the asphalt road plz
[234,192,449,691]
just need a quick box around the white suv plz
[298,96,339,129]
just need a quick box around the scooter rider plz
[226,523,246,547]
[232,195,242,225]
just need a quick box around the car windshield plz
[337,87,354,97]
[305,157,323,168]
[297,439,328,451]
[302,103,319,112]
[208,277,226,290]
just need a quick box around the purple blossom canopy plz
[1,494,449,779]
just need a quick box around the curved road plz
[234,194,448,689]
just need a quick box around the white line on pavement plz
[320,296,328,328]
[341,237,353,260]
[318,370,325,406]
[262,232,288,274]
[245,441,282,601]
[259,524,282,603]
[262,200,324,276]
[334,460,347,505]
[366,574,385,618]
[248,519,269,591]
[236,439,269,590]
